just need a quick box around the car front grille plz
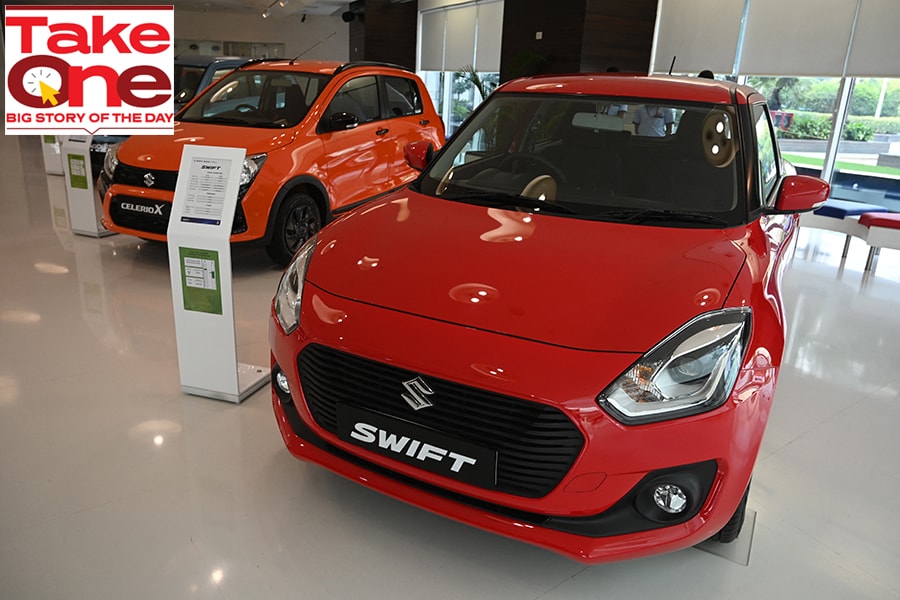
[112,163,178,191]
[297,344,585,498]
[110,162,248,235]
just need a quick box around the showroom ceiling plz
[3,0,350,16]
[175,0,349,16]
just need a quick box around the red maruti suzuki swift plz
[268,74,829,563]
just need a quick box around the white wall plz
[173,8,349,62]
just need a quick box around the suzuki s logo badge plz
[401,376,434,411]
[143,172,155,187]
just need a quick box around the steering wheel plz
[235,103,260,113]
[498,153,567,184]
[436,166,455,196]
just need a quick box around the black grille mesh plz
[113,163,178,191]
[110,162,248,234]
[298,344,584,498]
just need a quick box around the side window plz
[384,76,423,117]
[753,103,779,206]
[174,65,205,104]
[326,76,380,123]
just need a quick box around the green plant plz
[780,112,832,139]
[850,116,900,135]
[456,65,498,101]
[842,120,874,141]
[849,79,880,116]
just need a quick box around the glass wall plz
[743,77,900,211]
[834,78,900,212]
[418,0,503,137]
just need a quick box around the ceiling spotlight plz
[262,9,270,18]
[278,0,287,6]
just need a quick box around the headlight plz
[102,143,120,179]
[240,153,267,187]
[274,234,317,334]
[598,308,751,425]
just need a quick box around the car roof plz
[237,60,415,76]
[496,74,755,104]
[175,54,248,67]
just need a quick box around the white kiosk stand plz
[167,145,269,404]
[61,135,114,238]
[41,135,65,175]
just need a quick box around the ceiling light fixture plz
[261,0,280,18]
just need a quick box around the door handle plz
[419,119,430,125]
[376,128,389,136]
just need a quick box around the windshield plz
[179,69,330,128]
[420,93,744,226]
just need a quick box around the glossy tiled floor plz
[2,134,899,599]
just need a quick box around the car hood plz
[116,122,296,170]
[306,193,748,352]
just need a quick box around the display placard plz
[178,247,222,315]
[67,154,88,189]
[180,156,233,226]
[167,144,269,404]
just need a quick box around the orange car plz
[98,60,444,264]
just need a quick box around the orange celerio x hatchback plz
[98,60,445,265]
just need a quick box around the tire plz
[266,191,322,266]
[711,481,750,544]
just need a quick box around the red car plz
[268,74,829,563]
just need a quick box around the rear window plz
[384,76,423,117]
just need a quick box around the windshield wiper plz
[441,191,576,215]
[598,208,728,227]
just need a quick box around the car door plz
[752,101,795,288]
[379,75,440,187]
[317,74,394,210]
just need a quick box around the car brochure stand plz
[61,135,114,238]
[41,135,65,175]
[167,145,269,404]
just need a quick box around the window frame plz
[381,75,424,119]
[752,102,781,208]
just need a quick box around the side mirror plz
[768,174,830,214]
[328,112,358,132]
[404,140,435,171]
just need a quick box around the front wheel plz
[266,191,322,266]
[710,481,750,544]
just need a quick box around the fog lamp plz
[275,370,291,396]
[653,484,688,514]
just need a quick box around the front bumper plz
[98,173,250,242]
[269,285,775,563]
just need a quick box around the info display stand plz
[41,135,65,175]
[61,135,114,237]
[167,145,269,404]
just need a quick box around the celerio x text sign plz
[5,5,174,135]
